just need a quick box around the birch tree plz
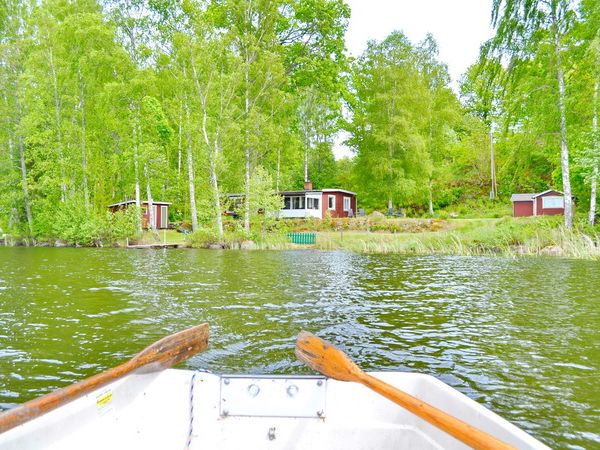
[488,0,578,227]
[0,1,34,235]
[348,32,431,210]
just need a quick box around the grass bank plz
[178,216,600,258]
[310,217,600,258]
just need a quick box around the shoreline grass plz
[4,216,600,259]
[310,217,600,259]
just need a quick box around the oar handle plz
[0,323,209,434]
[359,373,515,450]
[0,360,134,434]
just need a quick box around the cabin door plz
[160,206,168,228]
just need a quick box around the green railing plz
[287,232,316,245]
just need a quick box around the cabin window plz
[542,196,564,209]
[307,198,319,210]
[292,196,305,210]
[328,195,335,210]
[283,197,291,210]
[343,197,351,211]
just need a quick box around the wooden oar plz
[0,323,209,434]
[295,331,515,450]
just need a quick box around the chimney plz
[304,180,313,190]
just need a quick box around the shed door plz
[160,206,168,228]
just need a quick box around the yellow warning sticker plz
[96,390,113,408]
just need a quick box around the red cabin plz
[108,200,171,229]
[510,190,566,217]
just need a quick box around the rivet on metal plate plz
[286,385,299,397]
[248,384,260,397]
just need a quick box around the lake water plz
[0,248,598,448]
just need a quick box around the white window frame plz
[160,205,168,228]
[328,195,336,210]
[291,196,305,210]
[542,196,564,209]
[152,205,158,228]
[343,196,351,211]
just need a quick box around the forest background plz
[1,0,599,245]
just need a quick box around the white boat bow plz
[0,369,549,450]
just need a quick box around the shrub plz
[223,227,252,248]
[107,207,139,241]
[187,228,220,248]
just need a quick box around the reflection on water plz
[0,248,598,448]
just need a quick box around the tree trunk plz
[207,140,224,239]
[192,62,223,239]
[185,102,199,232]
[244,142,251,233]
[18,137,33,236]
[589,55,599,226]
[132,112,142,234]
[199,97,224,239]
[276,146,281,192]
[6,135,17,229]
[210,136,224,239]
[490,126,497,200]
[49,46,67,202]
[553,22,573,228]
[3,91,20,230]
[243,59,251,234]
[78,69,90,210]
[177,102,183,177]
[428,179,434,215]
[304,143,309,183]
[144,163,157,237]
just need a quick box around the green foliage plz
[187,227,221,248]
[36,200,139,245]
[2,0,600,240]
[107,207,140,240]
[440,198,512,219]
[347,31,466,211]
[249,166,284,222]
[188,224,258,249]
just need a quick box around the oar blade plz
[134,322,210,372]
[295,331,362,381]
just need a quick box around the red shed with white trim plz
[510,190,566,217]
[108,200,171,229]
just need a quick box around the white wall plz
[278,209,320,219]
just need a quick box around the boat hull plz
[0,370,549,449]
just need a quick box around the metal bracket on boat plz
[219,375,327,418]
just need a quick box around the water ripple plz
[0,248,598,448]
